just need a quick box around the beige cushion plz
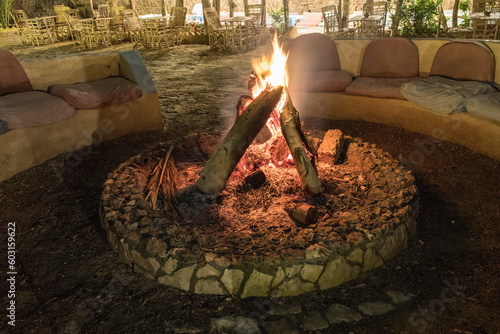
[346,77,421,99]
[287,33,342,72]
[49,77,142,109]
[0,91,76,129]
[400,76,498,114]
[466,92,500,122]
[289,70,353,93]
[430,41,495,82]
[0,48,33,96]
[361,38,420,78]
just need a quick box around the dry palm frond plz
[145,146,179,211]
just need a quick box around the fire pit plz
[99,37,419,298]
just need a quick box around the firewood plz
[245,169,266,188]
[280,97,323,194]
[195,86,283,194]
[290,203,319,225]
[318,129,344,164]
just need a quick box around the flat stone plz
[131,250,154,275]
[158,264,196,291]
[268,302,302,316]
[305,244,329,259]
[210,316,261,334]
[318,257,361,290]
[300,264,323,283]
[147,257,161,275]
[357,302,395,316]
[386,290,415,304]
[221,269,245,295]
[271,277,315,297]
[197,264,221,278]
[362,247,384,271]
[285,265,302,278]
[194,279,224,294]
[214,256,231,268]
[379,224,408,260]
[346,248,364,264]
[262,319,298,334]
[272,267,285,288]
[302,311,329,331]
[241,269,273,298]
[326,304,363,323]
[204,252,217,262]
[162,257,178,275]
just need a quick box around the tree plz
[0,0,15,29]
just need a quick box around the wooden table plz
[349,14,384,38]
[469,12,500,39]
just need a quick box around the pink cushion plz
[430,41,495,82]
[303,12,323,27]
[345,77,421,99]
[0,48,33,96]
[288,33,342,72]
[49,77,142,109]
[289,70,352,92]
[0,91,76,129]
[361,38,420,78]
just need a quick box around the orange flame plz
[250,33,289,137]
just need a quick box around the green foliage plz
[0,0,15,29]
[459,0,470,27]
[397,0,441,36]
[269,7,286,35]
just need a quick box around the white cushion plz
[466,92,500,123]
[400,76,498,114]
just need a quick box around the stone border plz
[100,137,419,298]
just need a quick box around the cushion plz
[287,33,342,72]
[289,70,353,93]
[303,12,323,27]
[0,91,76,129]
[400,76,498,114]
[430,41,495,82]
[466,92,500,122]
[49,77,142,109]
[345,77,421,99]
[0,48,33,96]
[360,38,420,78]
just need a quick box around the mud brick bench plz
[0,49,163,182]
[287,35,500,161]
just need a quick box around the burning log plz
[195,86,284,194]
[280,98,324,194]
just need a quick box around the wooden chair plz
[362,1,388,36]
[124,9,146,46]
[79,19,112,49]
[322,5,354,38]
[437,4,472,38]
[471,17,500,39]
[167,7,187,45]
[109,6,126,42]
[53,5,72,41]
[98,4,109,18]
[204,7,229,51]
[10,10,32,45]
[63,9,85,43]
[247,4,266,45]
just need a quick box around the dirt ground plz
[0,32,499,334]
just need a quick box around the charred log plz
[280,97,323,194]
[195,86,283,194]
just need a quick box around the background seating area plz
[287,34,500,161]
